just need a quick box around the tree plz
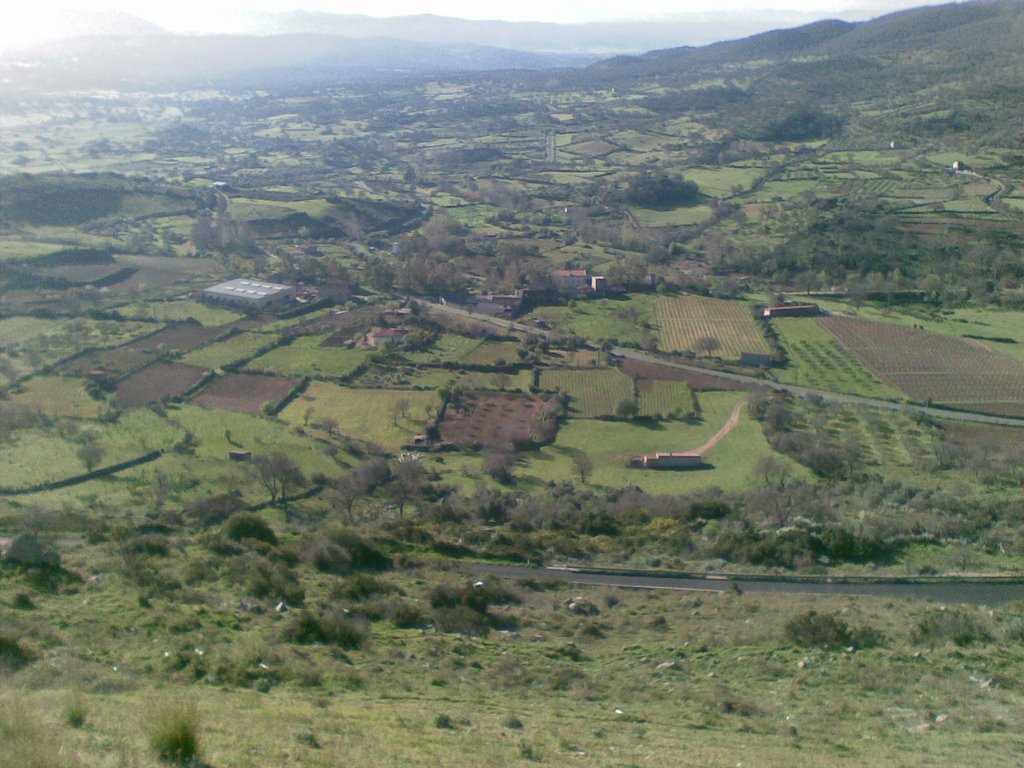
[572,452,594,484]
[615,399,640,421]
[482,449,516,483]
[694,336,721,358]
[754,455,791,490]
[329,474,366,521]
[77,439,104,473]
[389,458,426,517]
[253,452,307,505]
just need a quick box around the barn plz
[202,278,294,310]
[642,452,703,469]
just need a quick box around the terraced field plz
[656,295,770,359]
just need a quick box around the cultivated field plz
[655,295,771,359]
[2,375,103,419]
[122,323,226,354]
[820,316,1024,415]
[620,356,750,391]
[439,392,560,449]
[55,348,152,379]
[115,361,212,408]
[181,331,280,369]
[637,379,693,418]
[246,335,369,379]
[193,373,298,415]
[281,383,438,450]
[539,368,635,418]
[771,317,902,399]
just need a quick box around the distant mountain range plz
[1,1,1020,96]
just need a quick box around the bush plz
[148,701,201,765]
[283,608,369,649]
[0,632,36,671]
[304,539,351,574]
[185,493,244,528]
[328,528,391,571]
[246,559,305,605]
[66,692,87,729]
[912,609,994,647]
[784,610,884,650]
[223,513,277,545]
[390,600,430,629]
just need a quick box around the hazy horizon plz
[2,0,968,51]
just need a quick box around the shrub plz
[334,573,397,601]
[283,608,369,649]
[148,700,201,765]
[912,609,994,647]
[0,632,36,671]
[304,539,351,574]
[246,560,305,605]
[784,610,884,650]
[4,535,60,569]
[65,692,87,729]
[319,527,389,569]
[185,493,244,528]
[223,513,277,545]
[435,713,454,729]
[390,600,430,629]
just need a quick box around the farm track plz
[691,398,746,454]
[422,301,1024,429]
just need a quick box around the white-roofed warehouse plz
[202,278,294,310]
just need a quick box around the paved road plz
[422,300,1024,429]
[467,563,1024,606]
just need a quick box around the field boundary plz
[0,449,164,496]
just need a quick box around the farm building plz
[470,293,524,318]
[552,268,591,293]
[366,327,411,347]
[762,303,821,318]
[551,268,609,297]
[202,278,294,310]
[740,351,774,367]
[639,452,703,469]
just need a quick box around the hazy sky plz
[4,1,958,44]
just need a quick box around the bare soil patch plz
[116,361,211,408]
[439,393,561,449]
[620,357,749,391]
[123,323,226,353]
[193,373,298,414]
[57,348,152,378]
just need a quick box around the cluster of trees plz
[619,171,701,209]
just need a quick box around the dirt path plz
[692,398,746,455]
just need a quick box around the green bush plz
[784,610,884,650]
[0,632,36,671]
[912,609,994,647]
[223,513,278,545]
[328,528,391,571]
[148,701,201,765]
[283,608,369,649]
[65,692,88,729]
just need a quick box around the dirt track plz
[691,398,746,454]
